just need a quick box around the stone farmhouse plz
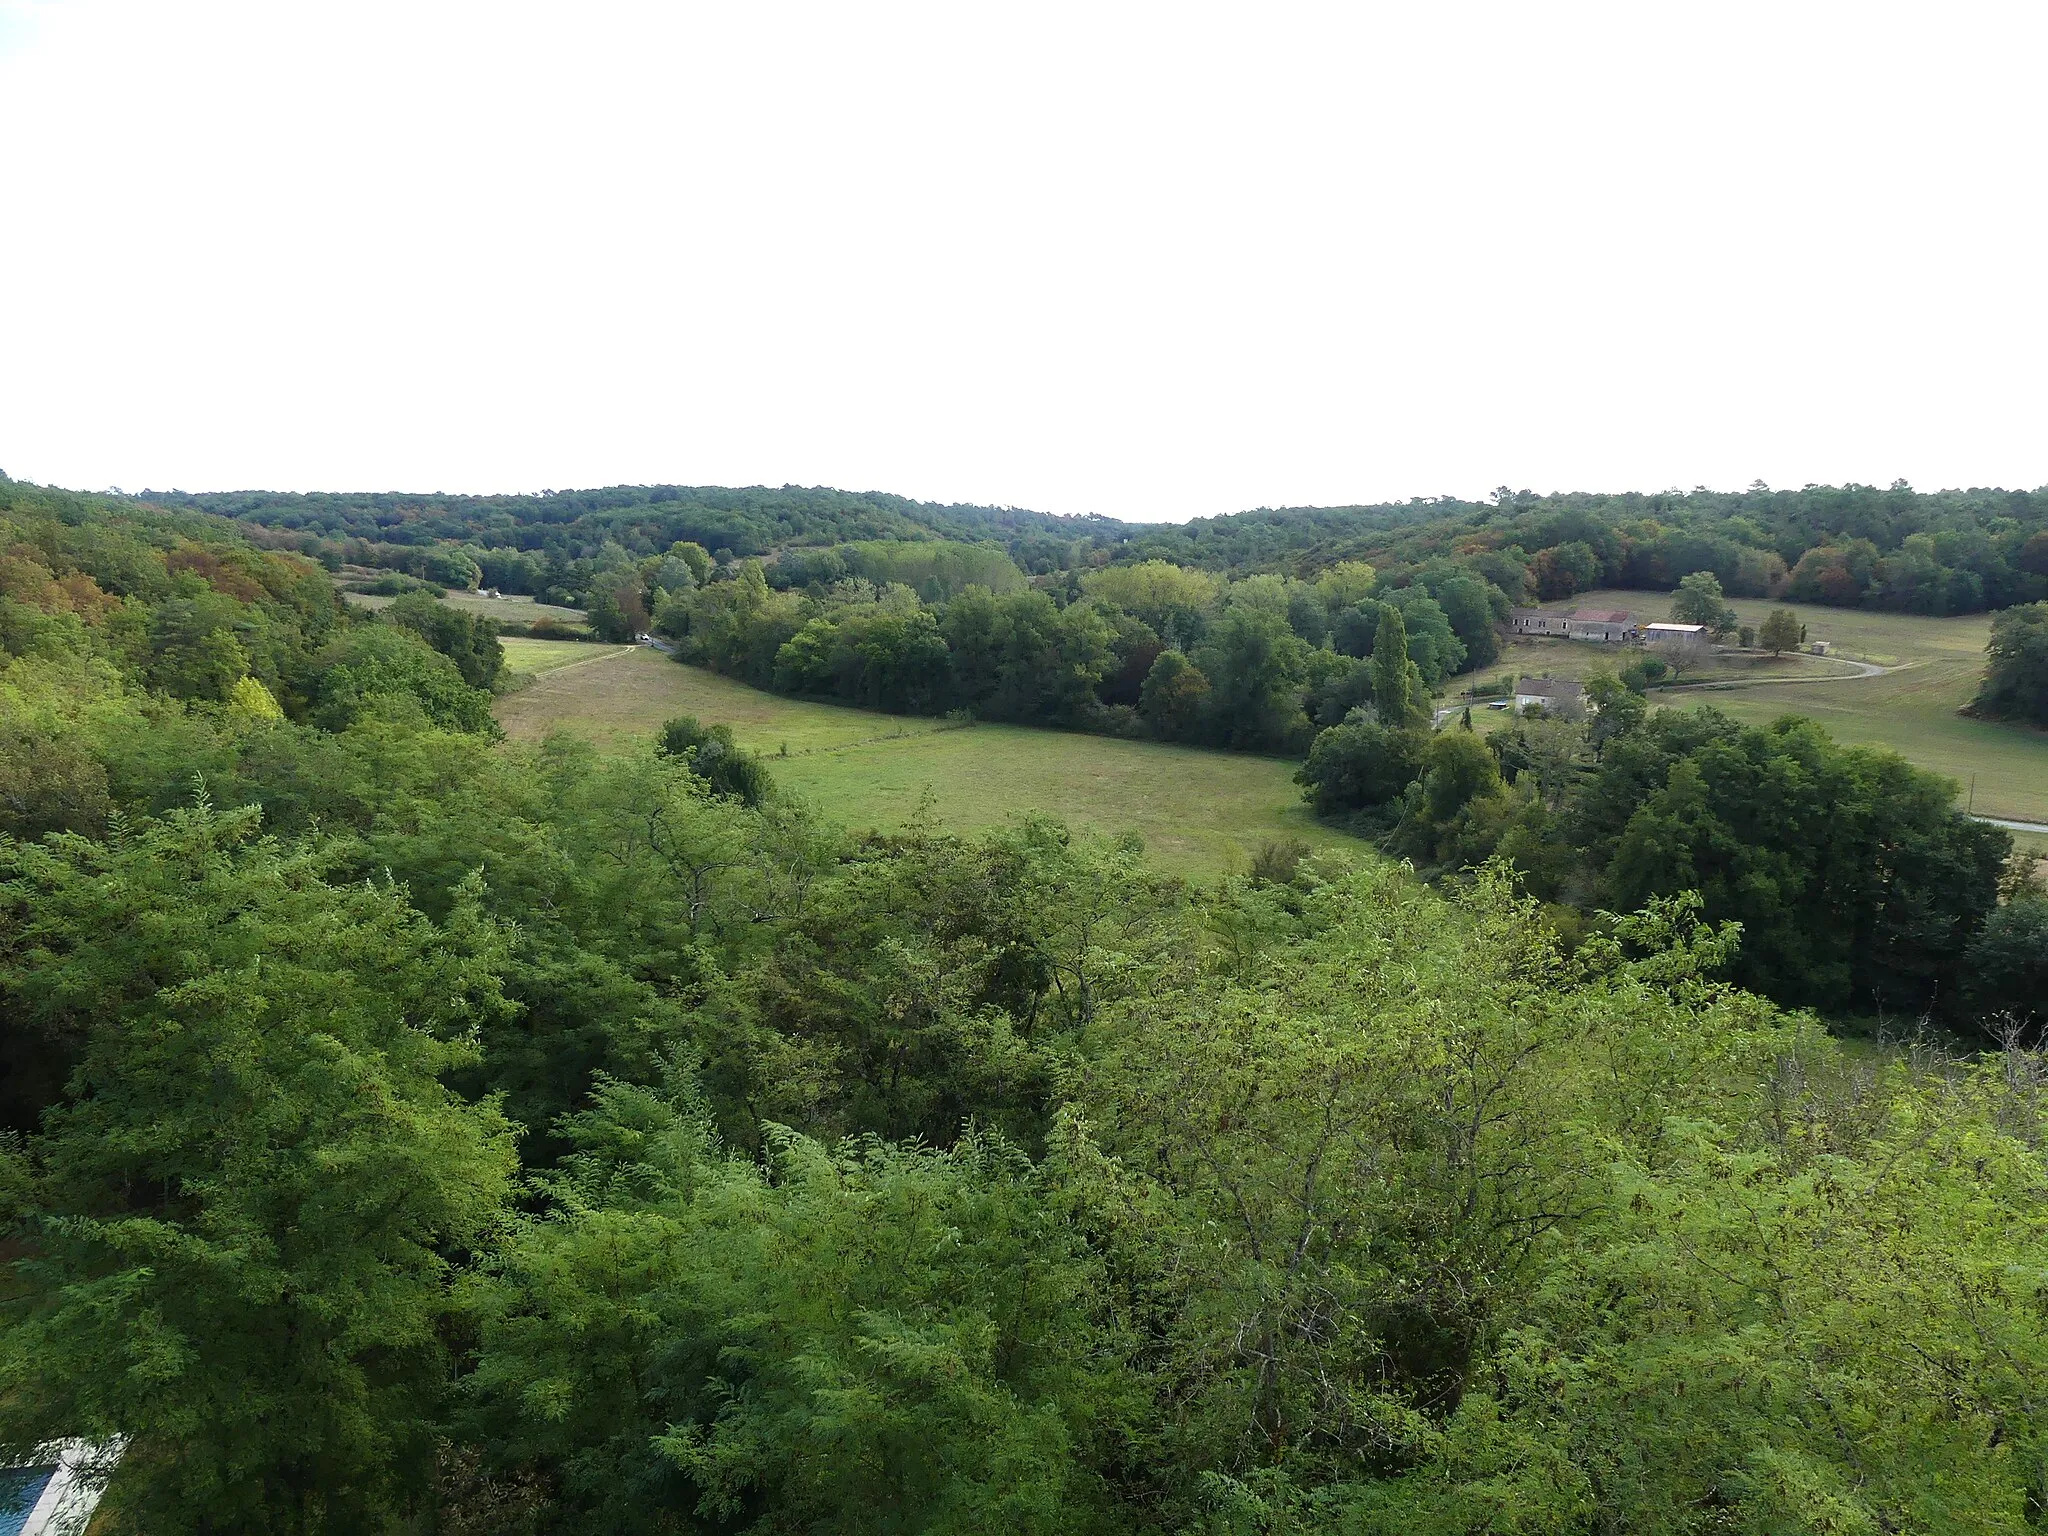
[1506,606,1637,643]
[1512,676,1588,716]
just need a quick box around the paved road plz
[1656,655,1904,693]
[1979,815,2048,835]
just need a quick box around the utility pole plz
[1968,774,1976,814]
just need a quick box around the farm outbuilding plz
[1512,676,1588,716]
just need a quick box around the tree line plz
[125,477,2048,624]
[1298,679,2035,1023]
[631,549,1503,753]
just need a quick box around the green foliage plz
[1962,894,2048,1033]
[9,479,2048,1531]
[310,624,499,734]
[0,805,518,1533]
[1369,605,1428,727]
[839,538,1027,599]
[1295,720,1428,815]
[655,714,771,806]
[1595,714,2008,1011]
[1758,604,1803,655]
[1670,569,1740,634]
[1193,605,1313,750]
[1383,586,1467,684]
[386,589,506,689]
[1970,600,2048,725]
[464,1089,1131,1535]
[1138,648,1210,739]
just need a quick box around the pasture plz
[495,648,1357,876]
[1533,590,2048,826]
[498,637,633,681]
[345,589,588,626]
[1467,636,1853,695]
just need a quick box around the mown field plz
[345,589,587,625]
[494,646,1357,876]
[1464,636,1855,695]
[1528,590,2048,826]
[498,637,633,680]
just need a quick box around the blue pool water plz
[0,1467,54,1536]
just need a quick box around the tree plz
[1531,540,1601,599]
[1653,628,1714,680]
[1193,607,1311,750]
[1139,650,1210,740]
[1295,720,1427,815]
[309,625,498,734]
[1670,570,1738,636]
[657,715,772,806]
[1969,600,2048,725]
[463,1081,1129,1536]
[0,805,519,1532]
[1370,605,1427,726]
[386,590,505,690]
[1962,895,2048,1034]
[1584,672,1645,753]
[1419,728,1503,825]
[1599,715,2008,1012]
[1757,606,1802,657]
[1382,588,1468,684]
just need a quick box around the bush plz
[655,716,772,806]
[1295,721,1427,815]
[1962,896,2048,1036]
[1249,837,1313,886]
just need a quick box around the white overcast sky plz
[2,1,2044,521]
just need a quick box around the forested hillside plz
[5,481,2048,1531]
[156,479,2048,618]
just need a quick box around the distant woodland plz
[153,479,2048,616]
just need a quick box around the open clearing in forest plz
[499,638,633,680]
[495,647,1357,876]
[345,589,588,626]
[1517,589,2048,826]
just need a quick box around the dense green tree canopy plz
[1970,600,2048,725]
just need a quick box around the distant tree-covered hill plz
[140,479,2048,618]
[142,483,1130,565]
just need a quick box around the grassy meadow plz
[1519,590,2048,826]
[495,648,1357,876]
[1465,636,1855,695]
[498,637,634,680]
[345,589,588,626]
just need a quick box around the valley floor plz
[495,645,1358,877]
[1490,589,2048,826]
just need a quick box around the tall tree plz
[1670,570,1739,635]
[1969,601,2048,725]
[1370,605,1425,725]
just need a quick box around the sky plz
[2,1,2045,523]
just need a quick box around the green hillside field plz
[494,646,1357,876]
[1530,590,2048,826]
[344,589,588,626]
